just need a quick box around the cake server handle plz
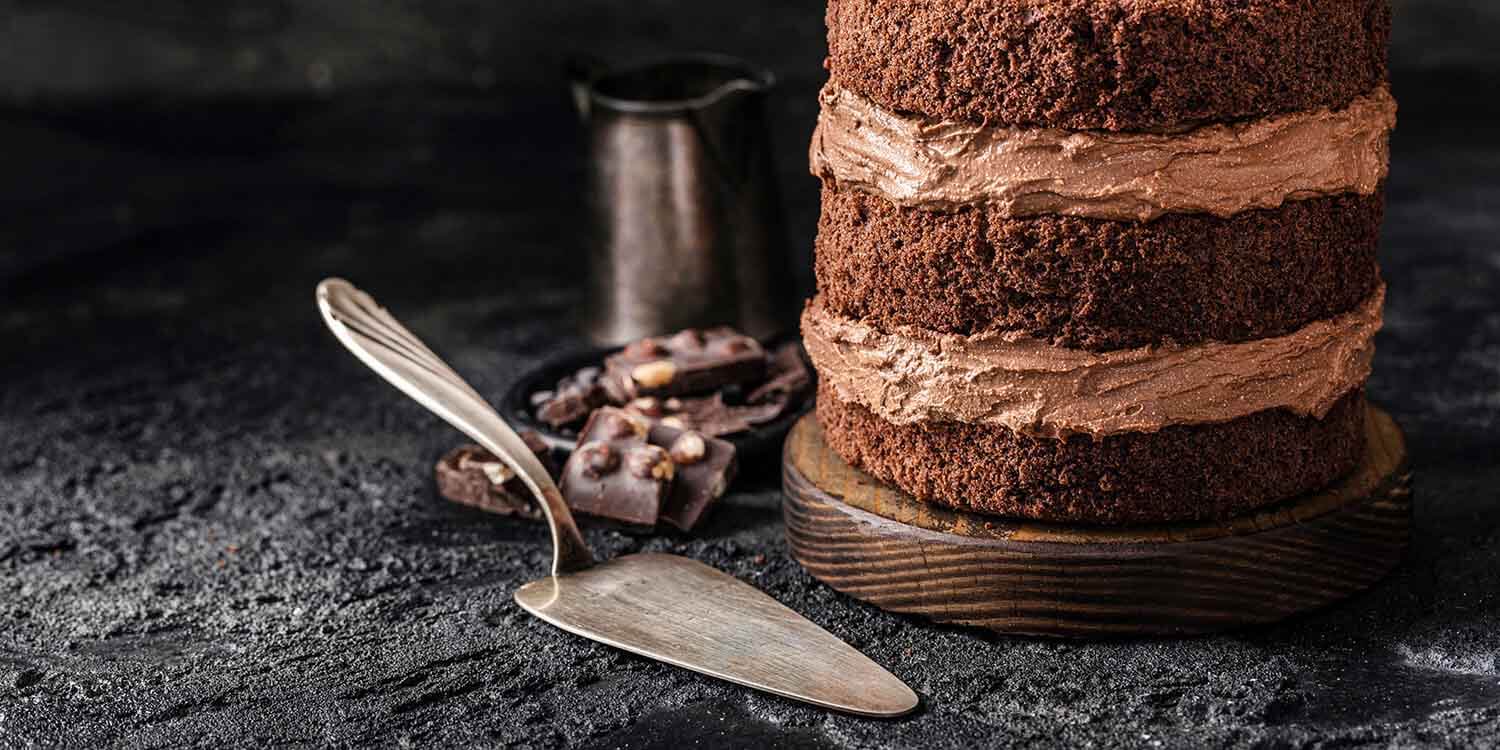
[315,278,595,575]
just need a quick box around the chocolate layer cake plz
[803,0,1396,523]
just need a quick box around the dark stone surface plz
[2,2,1499,748]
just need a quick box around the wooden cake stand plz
[782,404,1411,638]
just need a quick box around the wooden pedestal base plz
[781,404,1411,638]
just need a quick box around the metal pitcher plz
[571,54,794,344]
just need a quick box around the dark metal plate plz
[501,336,812,460]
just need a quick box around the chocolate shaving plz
[748,342,812,405]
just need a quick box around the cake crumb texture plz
[816,382,1367,524]
[814,185,1385,351]
[826,0,1391,130]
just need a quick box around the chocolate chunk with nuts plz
[558,409,673,526]
[434,441,553,520]
[526,328,809,446]
[560,444,671,527]
[604,326,766,399]
[535,366,609,429]
[647,423,736,532]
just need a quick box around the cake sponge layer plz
[816,382,1367,525]
[814,186,1384,351]
[826,0,1390,131]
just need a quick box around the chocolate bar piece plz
[434,433,556,520]
[604,327,766,399]
[648,423,736,532]
[559,409,672,526]
[560,441,673,527]
[535,366,608,429]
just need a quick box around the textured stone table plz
[2,4,1499,748]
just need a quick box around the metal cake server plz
[315,278,918,718]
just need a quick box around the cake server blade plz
[316,277,917,719]
[515,552,918,718]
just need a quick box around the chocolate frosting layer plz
[801,287,1384,439]
[809,84,1396,222]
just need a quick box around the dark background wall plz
[0,1,824,290]
[0,0,1496,289]
[3,0,1495,98]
